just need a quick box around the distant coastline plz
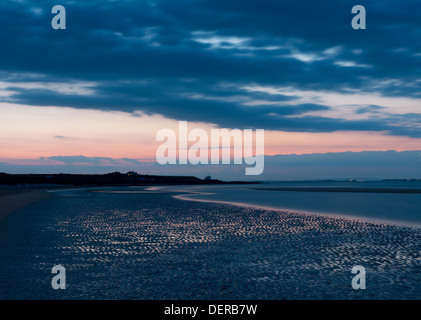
[0,173,257,219]
[0,172,259,187]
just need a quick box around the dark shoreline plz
[0,172,259,187]
[0,190,50,220]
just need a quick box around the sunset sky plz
[1,0,421,180]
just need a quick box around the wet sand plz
[0,188,420,300]
[0,188,51,220]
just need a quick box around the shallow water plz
[159,181,421,228]
[0,188,420,299]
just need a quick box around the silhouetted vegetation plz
[0,173,257,186]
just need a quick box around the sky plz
[0,0,421,180]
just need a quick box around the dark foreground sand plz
[0,189,420,299]
[0,188,50,220]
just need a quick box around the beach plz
[0,187,420,300]
[0,187,50,220]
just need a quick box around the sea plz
[159,180,421,228]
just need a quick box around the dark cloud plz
[265,150,421,167]
[1,0,421,136]
[2,151,421,180]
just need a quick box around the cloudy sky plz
[1,0,421,180]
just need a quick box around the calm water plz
[160,181,421,228]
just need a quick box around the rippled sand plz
[0,189,420,299]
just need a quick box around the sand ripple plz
[0,189,420,299]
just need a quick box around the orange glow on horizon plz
[1,103,421,165]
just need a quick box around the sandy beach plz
[0,188,51,220]
[0,187,420,300]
